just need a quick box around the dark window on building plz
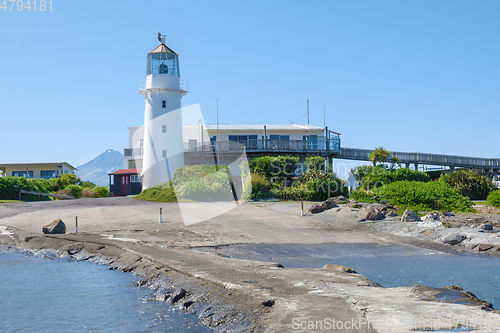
[162,100,167,108]
[270,135,280,141]
[40,170,55,179]
[12,171,33,178]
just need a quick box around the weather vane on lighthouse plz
[157,32,166,44]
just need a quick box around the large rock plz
[347,200,362,208]
[479,224,493,231]
[422,213,440,221]
[329,196,347,204]
[357,206,385,221]
[401,209,421,222]
[443,234,466,245]
[42,219,66,234]
[321,199,337,210]
[309,204,324,214]
[385,210,399,217]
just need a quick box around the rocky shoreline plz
[1,198,500,332]
[1,231,265,332]
[300,197,500,257]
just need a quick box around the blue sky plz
[1,0,499,175]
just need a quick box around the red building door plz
[121,175,129,194]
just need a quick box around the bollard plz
[159,207,163,223]
[75,216,78,234]
[301,200,304,217]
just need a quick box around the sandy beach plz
[1,197,499,332]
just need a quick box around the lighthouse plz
[140,33,187,189]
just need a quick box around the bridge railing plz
[340,147,500,169]
[183,139,341,153]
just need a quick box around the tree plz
[369,147,391,166]
[389,156,401,171]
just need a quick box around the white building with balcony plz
[0,162,77,179]
[123,123,341,172]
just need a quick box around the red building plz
[108,169,142,196]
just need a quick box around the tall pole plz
[323,106,326,128]
[216,98,220,166]
[307,98,310,125]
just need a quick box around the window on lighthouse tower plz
[162,100,166,108]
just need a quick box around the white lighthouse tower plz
[140,33,187,189]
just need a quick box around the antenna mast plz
[307,99,310,125]
[216,99,220,166]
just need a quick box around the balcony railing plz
[183,138,341,153]
[125,139,340,157]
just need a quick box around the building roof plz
[148,43,177,55]
[0,162,77,170]
[109,169,142,175]
[202,124,325,131]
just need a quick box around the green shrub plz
[249,155,299,182]
[350,190,377,203]
[361,167,430,190]
[80,181,96,189]
[50,174,81,192]
[135,187,177,202]
[273,185,308,201]
[361,166,392,190]
[377,181,473,212]
[426,170,447,181]
[246,173,273,199]
[273,170,346,201]
[304,156,326,172]
[0,177,53,201]
[171,165,234,202]
[303,177,346,201]
[94,186,109,198]
[486,190,500,208]
[440,170,496,200]
[390,168,430,183]
[64,185,83,199]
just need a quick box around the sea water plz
[197,243,500,307]
[0,250,212,332]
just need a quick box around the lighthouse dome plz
[146,43,180,76]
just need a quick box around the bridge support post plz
[405,163,410,169]
[414,163,419,171]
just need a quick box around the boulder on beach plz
[321,199,337,210]
[347,200,362,208]
[401,209,421,222]
[329,195,347,204]
[386,211,398,217]
[357,206,385,221]
[322,264,357,274]
[479,224,493,231]
[309,204,324,214]
[443,234,466,245]
[42,219,66,234]
[422,213,440,221]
